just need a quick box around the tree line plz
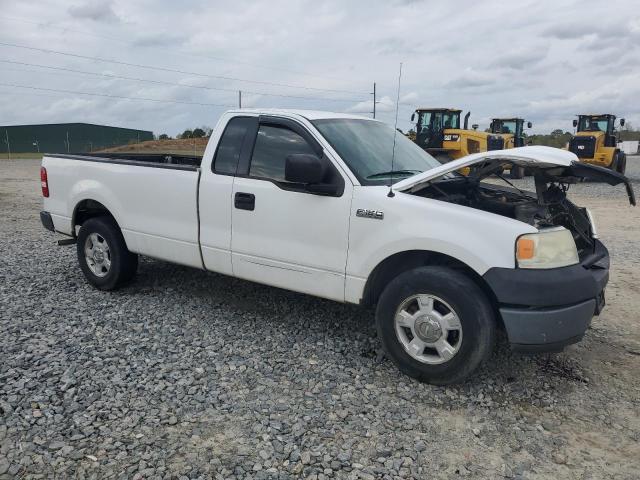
[157,126,213,140]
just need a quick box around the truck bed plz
[47,153,202,171]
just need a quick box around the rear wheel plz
[375,266,496,385]
[77,216,138,290]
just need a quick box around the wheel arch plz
[72,199,122,237]
[361,249,499,316]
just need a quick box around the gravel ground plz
[1,157,639,479]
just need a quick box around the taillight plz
[40,166,49,197]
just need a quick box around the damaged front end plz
[407,159,635,260]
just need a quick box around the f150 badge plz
[356,208,384,220]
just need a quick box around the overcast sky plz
[1,0,639,136]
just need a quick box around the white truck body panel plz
[231,176,352,301]
[42,156,202,269]
[42,109,586,305]
[342,186,536,303]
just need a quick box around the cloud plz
[346,96,395,114]
[68,0,120,23]
[400,92,419,103]
[131,33,188,48]
[443,69,496,89]
[490,47,549,70]
[1,0,638,136]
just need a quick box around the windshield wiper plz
[367,169,422,179]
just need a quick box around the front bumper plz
[483,240,609,352]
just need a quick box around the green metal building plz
[0,123,154,154]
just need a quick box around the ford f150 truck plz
[40,109,636,384]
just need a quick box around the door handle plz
[234,192,255,211]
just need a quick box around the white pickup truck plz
[40,109,635,384]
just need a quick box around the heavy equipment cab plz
[489,118,531,148]
[414,108,462,149]
[411,108,488,162]
[487,118,532,178]
[569,114,626,174]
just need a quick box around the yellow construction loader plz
[568,114,626,174]
[411,108,529,178]
[488,118,532,178]
[411,108,488,162]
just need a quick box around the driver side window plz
[249,125,316,183]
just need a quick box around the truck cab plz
[569,114,626,174]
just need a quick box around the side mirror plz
[411,113,415,122]
[527,122,532,128]
[572,119,578,128]
[620,118,625,127]
[285,154,327,184]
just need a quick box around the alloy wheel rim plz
[84,233,111,278]
[394,294,463,364]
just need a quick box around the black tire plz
[611,153,619,172]
[617,152,627,175]
[376,266,496,385]
[510,165,525,179]
[76,216,138,290]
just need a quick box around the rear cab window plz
[213,117,257,175]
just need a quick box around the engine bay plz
[412,165,596,257]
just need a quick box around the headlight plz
[516,228,579,269]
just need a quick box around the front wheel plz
[376,266,496,385]
[616,152,627,175]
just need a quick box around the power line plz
[0,82,237,107]
[0,14,358,84]
[0,59,366,103]
[0,41,366,95]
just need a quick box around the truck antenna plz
[388,62,403,198]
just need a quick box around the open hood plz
[394,146,635,205]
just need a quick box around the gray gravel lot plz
[1,158,639,479]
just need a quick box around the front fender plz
[345,187,536,302]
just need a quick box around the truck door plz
[230,116,352,301]
[199,116,258,276]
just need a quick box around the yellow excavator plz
[568,114,626,174]
[488,118,532,178]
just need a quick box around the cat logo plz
[356,208,384,220]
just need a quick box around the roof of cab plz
[225,108,377,121]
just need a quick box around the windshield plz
[417,111,460,132]
[312,118,442,185]
[578,116,608,132]
[494,120,517,134]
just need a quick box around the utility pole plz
[4,130,10,160]
[238,90,242,109]
[371,82,377,119]
[66,131,70,153]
